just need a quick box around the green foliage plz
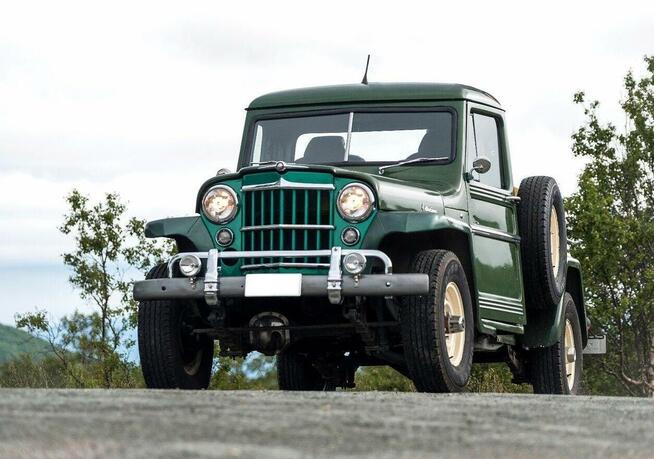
[13,189,173,388]
[0,353,143,388]
[354,364,531,393]
[355,366,415,392]
[566,56,654,396]
[0,323,51,364]
[467,364,532,394]
[210,351,277,390]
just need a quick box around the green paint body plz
[144,83,586,348]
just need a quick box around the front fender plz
[145,216,214,252]
[361,211,470,249]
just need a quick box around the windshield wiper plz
[378,156,450,175]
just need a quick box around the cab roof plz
[247,82,501,110]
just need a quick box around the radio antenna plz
[361,54,371,85]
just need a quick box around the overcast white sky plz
[0,0,652,323]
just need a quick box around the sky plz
[0,0,653,324]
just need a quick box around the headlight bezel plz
[337,182,375,222]
[202,185,239,224]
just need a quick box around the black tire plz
[401,250,474,392]
[277,350,336,391]
[528,293,583,394]
[518,176,567,310]
[138,263,214,389]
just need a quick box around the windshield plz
[249,111,454,166]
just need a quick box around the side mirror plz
[472,156,491,175]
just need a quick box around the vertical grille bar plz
[279,189,284,254]
[259,190,265,264]
[291,189,297,262]
[269,190,275,261]
[241,181,334,270]
[315,190,321,263]
[303,189,309,263]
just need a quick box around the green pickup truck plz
[134,82,603,394]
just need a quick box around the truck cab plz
[134,83,592,394]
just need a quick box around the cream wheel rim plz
[550,207,560,277]
[444,281,465,367]
[564,319,576,389]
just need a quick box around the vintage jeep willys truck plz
[134,83,594,394]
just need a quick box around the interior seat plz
[406,130,451,161]
[296,136,346,164]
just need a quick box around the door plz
[465,105,525,335]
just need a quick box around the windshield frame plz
[239,106,458,169]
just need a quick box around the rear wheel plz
[528,293,583,394]
[401,250,474,392]
[138,263,214,389]
[277,349,336,391]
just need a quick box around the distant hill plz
[0,323,52,363]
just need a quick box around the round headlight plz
[337,183,375,222]
[202,185,238,223]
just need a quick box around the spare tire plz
[517,176,567,310]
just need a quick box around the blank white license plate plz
[244,273,302,297]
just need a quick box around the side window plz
[470,113,503,189]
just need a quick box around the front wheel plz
[138,263,214,389]
[528,293,583,394]
[401,250,474,392]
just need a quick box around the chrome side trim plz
[471,225,521,244]
[241,178,335,192]
[478,293,524,312]
[469,182,512,200]
[481,318,524,334]
[479,304,524,316]
[241,224,334,232]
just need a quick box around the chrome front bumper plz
[132,247,429,305]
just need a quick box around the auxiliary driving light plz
[216,228,234,246]
[341,227,360,245]
[343,252,367,275]
[179,254,202,277]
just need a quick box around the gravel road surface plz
[0,389,652,458]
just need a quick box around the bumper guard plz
[133,247,429,305]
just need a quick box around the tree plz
[566,56,654,396]
[15,190,173,388]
